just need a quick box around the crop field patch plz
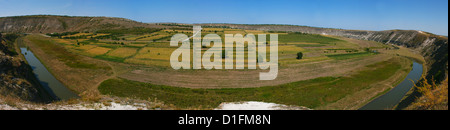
[53,39,76,44]
[107,47,138,58]
[203,28,225,31]
[76,45,97,50]
[224,30,247,35]
[278,45,306,55]
[132,47,175,60]
[86,47,112,56]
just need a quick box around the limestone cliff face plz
[0,33,51,102]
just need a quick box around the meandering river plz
[359,61,423,110]
[19,47,79,101]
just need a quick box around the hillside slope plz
[0,15,165,33]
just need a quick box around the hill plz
[0,15,166,33]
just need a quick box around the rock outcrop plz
[0,33,51,102]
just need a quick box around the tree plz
[296,52,303,60]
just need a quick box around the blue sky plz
[0,0,448,35]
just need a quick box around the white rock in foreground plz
[215,101,310,110]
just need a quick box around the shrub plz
[296,52,303,60]
[410,77,448,110]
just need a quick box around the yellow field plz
[203,28,224,31]
[278,45,305,54]
[137,34,170,41]
[86,47,112,56]
[224,30,247,35]
[132,47,175,60]
[77,45,97,50]
[107,47,138,58]
[53,39,76,44]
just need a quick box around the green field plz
[326,52,376,60]
[99,58,406,109]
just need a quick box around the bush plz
[410,77,448,110]
[296,52,303,60]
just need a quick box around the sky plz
[0,0,448,35]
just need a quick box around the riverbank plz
[1,33,53,102]
[359,61,423,110]
[22,35,113,101]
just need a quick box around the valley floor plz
[7,31,425,110]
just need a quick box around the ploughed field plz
[23,27,420,109]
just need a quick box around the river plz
[19,47,79,101]
[359,61,423,110]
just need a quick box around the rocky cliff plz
[0,33,51,102]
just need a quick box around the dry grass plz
[408,78,448,110]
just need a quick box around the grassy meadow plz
[98,57,410,109]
